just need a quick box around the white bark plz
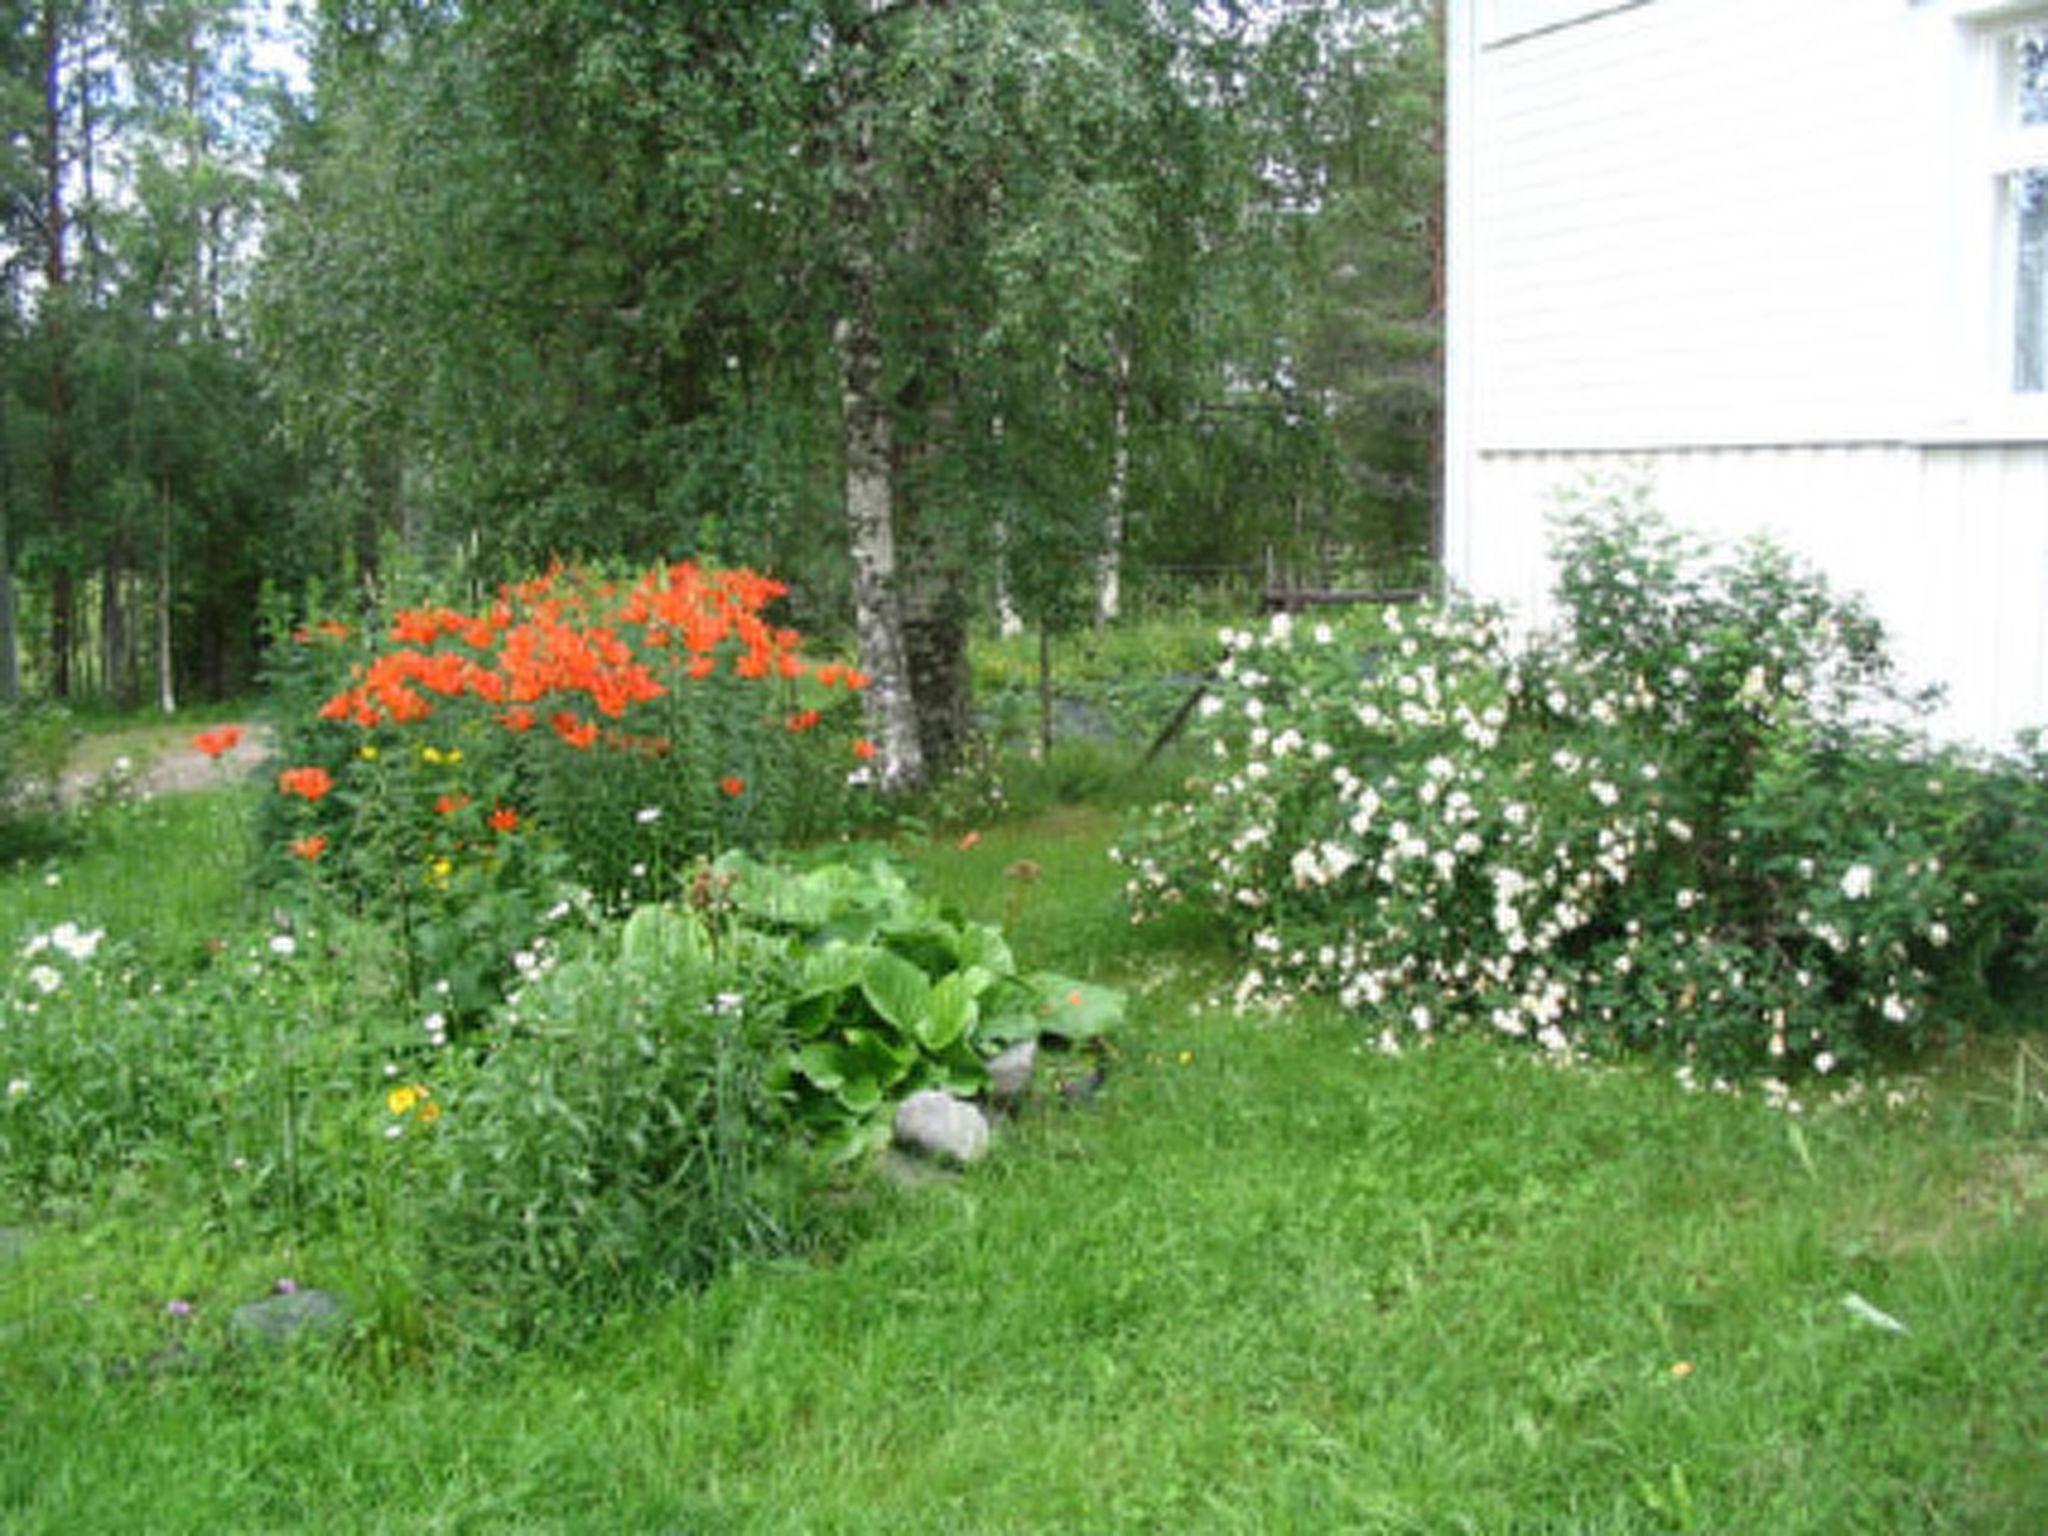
[1094,341,1130,628]
[835,98,923,791]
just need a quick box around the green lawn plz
[1,796,2044,1531]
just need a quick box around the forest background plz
[0,0,1441,784]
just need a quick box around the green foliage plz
[0,705,73,858]
[416,902,807,1334]
[720,851,1122,1160]
[1121,496,2048,1081]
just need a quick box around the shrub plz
[261,561,882,1022]
[1119,494,2048,1082]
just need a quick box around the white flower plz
[5,1077,27,1100]
[1589,780,1618,808]
[1410,1004,1432,1031]
[1665,819,1693,843]
[50,922,103,962]
[28,966,60,995]
[1927,922,1951,948]
[1198,694,1223,718]
[1814,1051,1837,1075]
[1881,993,1912,1023]
[635,806,662,824]
[1312,622,1334,645]
[269,934,297,958]
[713,991,745,1015]
[1676,889,1697,911]
[1840,864,1874,901]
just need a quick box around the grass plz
[2,766,2046,1530]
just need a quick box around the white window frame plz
[1941,1,2048,437]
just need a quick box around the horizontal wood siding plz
[1469,0,1945,451]
[1463,445,2048,748]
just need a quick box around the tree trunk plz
[41,0,75,700]
[0,391,19,705]
[833,37,924,792]
[100,541,128,707]
[156,480,176,714]
[1095,338,1130,629]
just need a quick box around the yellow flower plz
[426,857,454,890]
[421,746,443,765]
[417,1099,441,1125]
[387,1084,421,1116]
[359,744,380,762]
[444,748,463,765]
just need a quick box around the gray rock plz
[892,1090,990,1165]
[229,1287,349,1348]
[984,1039,1038,1107]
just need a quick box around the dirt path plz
[59,722,277,805]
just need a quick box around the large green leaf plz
[955,923,1016,977]
[860,949,933,1038]
[1026,973,1126,1042]
[619,904,709,970]
[920,970,980,1052]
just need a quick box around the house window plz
[1993,25,2048,389]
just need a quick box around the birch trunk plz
[835,98,923,790]
[1094,340,1130,628]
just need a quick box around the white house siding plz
[1447,0,2048,749]
[1452,445,2048,747]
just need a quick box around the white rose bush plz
[1118,495,2048,1079]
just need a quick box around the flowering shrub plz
[264,561,880,1018]
[1118,497,2048,1082]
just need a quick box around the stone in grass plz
[229,1287,350,1349]
[984,1039,1038,1109]
[892,1090,991,1166]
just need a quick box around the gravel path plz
[59,723,277,806]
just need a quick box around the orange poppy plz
[193,726,243,759]
[289,834,328,861]
[278,766,335,802]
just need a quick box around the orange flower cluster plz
[314,562,861,736]
[193,726,243,759]
[279,766,336,802]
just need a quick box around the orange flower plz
[957,830,982,851]
[193,726,243,759]
[720,775,746,798]
[550,712,599,750]
[289,834,328,861]
[278,766,335,802]
[434,793,472,816]
[844,669,871,692]
[500,705,536,734]
[488,805,520,833]
[852,738,877,762]
[786,709,821,733]
[687,655,717,681]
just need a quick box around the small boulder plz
[229,1287,349,1349]
[984,1039,1038,1108]
[893,1090,990,1165]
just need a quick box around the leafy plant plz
[1120,494,2048,1082]
[718,852,1122,1160]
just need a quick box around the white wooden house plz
[1444,0,2048,748]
